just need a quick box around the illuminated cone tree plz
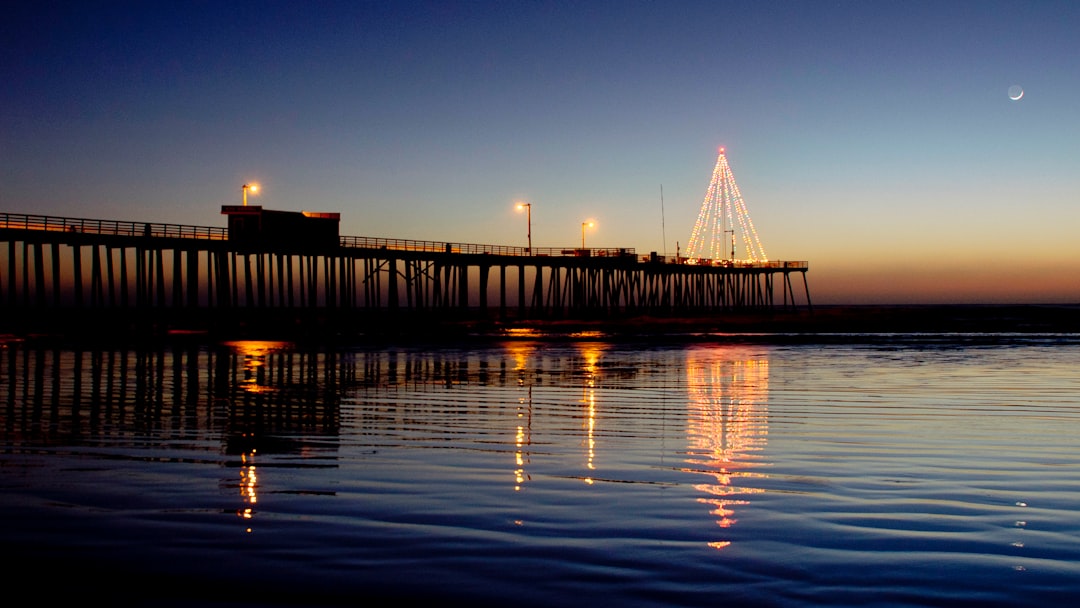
[685,147,768,262]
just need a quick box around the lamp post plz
[242,183,259,206]
[581,221,594,250]
[516,202,532,254]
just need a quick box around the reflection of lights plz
[504,328,541,339]
[577,343,603,481]
[685,347,770,550]
[505,341,536,372]
[237,448,259,522]
[577,343,604,374]
[224,340,292,394]
[514,424,527,491]
[512,350,534,490]
[585,389,596,473]
[569,330,604,339]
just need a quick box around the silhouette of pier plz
[0,208,810,336]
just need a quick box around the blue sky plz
[3,1,1078,303]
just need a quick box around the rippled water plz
[2,337,1080,607]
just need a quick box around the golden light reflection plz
[584,387,596,479]
[504,327,541,339]
[224,340,292,394]
[505,341,536,374]
[237,447,259,524]
[577,343,604,482]
[514,385,533,491]
[685,346,770,550]
[569,330,605,339]
[508,342,536,491]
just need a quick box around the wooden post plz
[51,242,62,307]
[72,243,83,308]
[187,249,199,308]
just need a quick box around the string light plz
[686,148,769,263]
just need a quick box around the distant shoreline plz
[2,303,1078,346]
[469,303,1080,342]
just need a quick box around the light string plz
[685,148,768,263]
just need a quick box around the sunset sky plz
[3,1,1078,304]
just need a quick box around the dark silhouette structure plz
[0,209,810,335]
[221,206,340,252]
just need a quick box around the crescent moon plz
[1008,85,1024,101]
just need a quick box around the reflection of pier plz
[2,340,766,547]
[0,210,810,334]
[685,346,770,550]
[0,340,342,527]
[0,341,341,448]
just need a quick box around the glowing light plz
[516,202,532,252]
[242,183,260,206]
[1008,84,1024,100]
[581,220,595,249]
[686,148,768,262]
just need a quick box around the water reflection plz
[225,340,292,394]
[1,340,767,549]
[238,448,258,528]
[577,343,604,483]
[0,341,342,531]
[222,341,296,528]
[4,339,1079,606]
[508,342,535,491]
[685,345,770,550]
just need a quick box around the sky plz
[3,0,1079,304]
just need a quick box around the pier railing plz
[0,211,808,268]
[1,212,637,258]
[339,235,635,258]
[0,212,228,240]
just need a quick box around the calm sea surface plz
[2,335,1080,607]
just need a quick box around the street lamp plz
[242,183,259,206]
[581,221,594,250]
[516,202,532,253]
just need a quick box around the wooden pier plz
[0,210,810,335]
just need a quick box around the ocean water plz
[2,336,1079,607]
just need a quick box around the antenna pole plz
[660,184,667,257]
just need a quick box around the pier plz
[0,209,810,336]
